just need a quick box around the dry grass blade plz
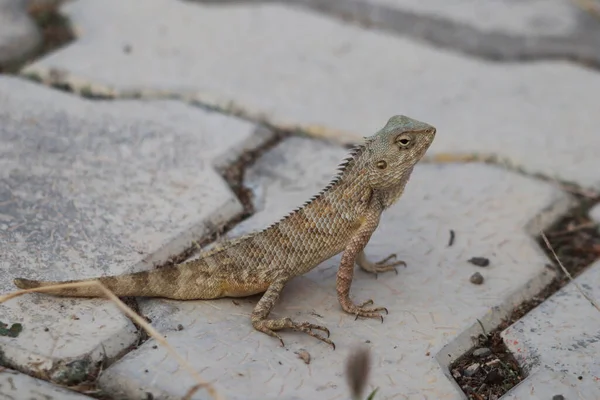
[541,232,600,313]
[0,281,224,400]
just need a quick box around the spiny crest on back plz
[258,135,375,233]
[299,132,379,206]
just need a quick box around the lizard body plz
[14,115,436,348]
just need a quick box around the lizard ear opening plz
[376,160,387,169]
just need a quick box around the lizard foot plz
[341,298,388,322]
[358,253,406,277]
[252,317,336,349]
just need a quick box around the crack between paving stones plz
[12,72,600,399]
[94,130,288,399]
[9,70,600,399]
[0,11,292,392]
[420,153,600,199]
[447,193,600,400]
[15,70,600,202]
[1,127,288,399]
[6,9,600,396]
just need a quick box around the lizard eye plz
[395,134,411,148]
[376,160,387,169]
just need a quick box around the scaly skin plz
[14,115,436,349]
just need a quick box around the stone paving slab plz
[22,0,600,188]
[98,137,573,399]
[0,368,93,400]
[501,260,600,399]
[0,0,41,67]
[286,0,600,63]
[0,76,272,384]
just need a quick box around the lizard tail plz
[12,266,206,300]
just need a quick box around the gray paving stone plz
[98,137,572,400]
[287,0,600,63]
[501,260,600,399]
[0,0,41,67]
[0,76,272,384]
[22,0,600,188]
[0,368,94,400]
[326,0,577,36]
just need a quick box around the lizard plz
[13,115,436,349]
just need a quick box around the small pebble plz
[552,395,565,400]
[468,257,490,267]
[472,347,491,358]
[463,363,480,377]
[470,272,484,285]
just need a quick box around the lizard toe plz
[347,300,389,321]
[292,321,335,349]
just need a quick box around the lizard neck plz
[373,166,414,209]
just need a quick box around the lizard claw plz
[291,321,336,349]
[253,317,335,349]
[345,298,389,321]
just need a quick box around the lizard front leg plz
[251,276,336,349]
[337,211,389,321]
[356,250,406,276]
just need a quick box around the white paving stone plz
[0,368,93,399]
[0,76,272,384]
[22,0,600,188]
[0,0,41,67]
[501,260,600,399]
[98,137,572,400]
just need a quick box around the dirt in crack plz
[60,128,287,399]
[28,1,74,57]
[0,0,74,74]
[452,191,600,400]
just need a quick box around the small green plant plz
[365,387,379,399]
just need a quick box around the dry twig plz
[541,232,600,313]
[0,281,224,400]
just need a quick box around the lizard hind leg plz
[250,278,335,349]
[356,250,406,276]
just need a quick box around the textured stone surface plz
[260,0,600,63]
[501,260,600,399]
[22,0,600,187]
[98,137,572,399]
[0,76,272,383]
[0,368,94,399]
[0,0,41,67]
[343,0,577,35]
